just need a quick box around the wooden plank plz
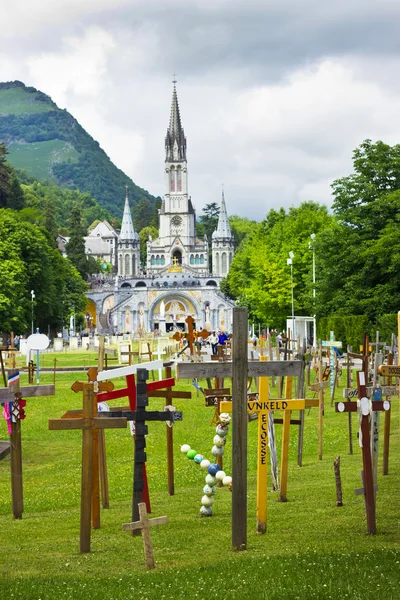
[177,360,302,380]
[0,384,55,399]
[297,343,306,468]
[49,417,127,430]
[378,364,400,378]
[97,360,163,381]
[122,515,168,531]
[98,429,109,509]
[231,308,248,551]
[256,361,268,534]
[80,384,93,553]
[148,390,191,399]
[279,376,292,502]
[383,352,393,476]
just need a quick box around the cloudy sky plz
[2,0,400,219]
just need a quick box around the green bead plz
[187,449,197,459]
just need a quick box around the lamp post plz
[30,290,35,335]
[309,234,316,347]
[287,252,294,345]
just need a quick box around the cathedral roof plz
[165,83,187,162]
[119,188,138,241]
[212,191,232,240]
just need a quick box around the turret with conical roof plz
[212,190,234,276]
[117,187,140,277]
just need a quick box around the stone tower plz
[146,82,208,273]
[117,188,140,277]
[212,190,234,276]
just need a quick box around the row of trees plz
[222,140,400,330]
[0,144,89,334]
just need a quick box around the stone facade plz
[87,83,235,334]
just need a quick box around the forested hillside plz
[0,144,88,333]
[0,81,159,216]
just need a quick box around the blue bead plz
[207,463,221,476]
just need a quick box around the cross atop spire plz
[165,82,186,162]
[172,72,177,85]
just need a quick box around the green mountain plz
[0,81,158,216]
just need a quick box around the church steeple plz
[119,186,136,241]
[212,190,232,240]
[165,81,187,162]
[118,187,140,277]
[212,189,234,277]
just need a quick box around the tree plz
[316,140,400,320]
[0,208,87,334]
[225,202,333,328]
[139,225,158,267]
[65,203,89,279]
[229,215,259,249]
[198,202,220,243]
[0,143,25,210]
[133,198,155,232]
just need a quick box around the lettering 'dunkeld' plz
[247,400,289,412]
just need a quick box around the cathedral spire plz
[119,186,136,241]
[212,189,232,240]
[165,81,187,161]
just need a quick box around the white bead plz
[180,444,191,453]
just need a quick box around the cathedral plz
[87,83,236,334]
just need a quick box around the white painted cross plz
[97,360,163,381]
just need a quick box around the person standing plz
[208,331,218,355]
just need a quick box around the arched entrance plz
[150,293,200,333]
[85,299,97,330]
[172,249,182,265]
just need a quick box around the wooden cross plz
[335,370,390,534]
[97,359,177,507]
[322,332,342,400]
[0,370,55,519]
[49,381,127,552]
[220,388,312,534]
[309,345,330,460]
[122,502,168,569]
[61,367,109,526]
[98,368,182,535]
[378,360,400,476]
[177,308,304,550]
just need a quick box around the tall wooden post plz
[279,376,293,502]
[297,341,305,467]
[318,344,324,461]
[165,365,175,496]
[9,369,23,519]
[346,345,353,455]
[97,336,109,509]
[382,352,393,475]
[256,359,268,534]
[80,383,94,552]
[231,307,248,551]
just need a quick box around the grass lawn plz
[0,367,399,599]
